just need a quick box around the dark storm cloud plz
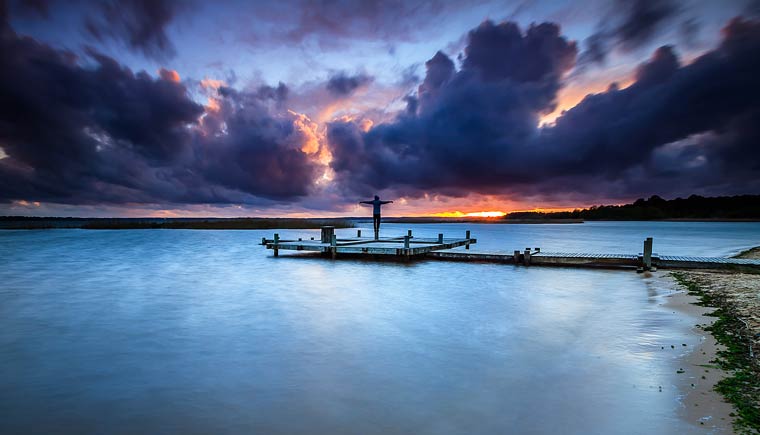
[0,15,321,205]
[85,0,180,59]
[329,19,577,197]
[326,72,373,96]
[195,86,319,200]
[328,17,760,199]
[256,82,289,102]
[417,51,454,109]
[580,0,680,65]
[10,0,49,17]
[537,19,760,179]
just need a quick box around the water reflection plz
[1,223,758,434]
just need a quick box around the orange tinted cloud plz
[200,77,225,91]
[541,73,635,126]
[158,68,180,82]
[198,78,227,115]
[205,98,220,113]
[288,110,323,155]
[13,200,41,207]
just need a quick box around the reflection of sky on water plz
[2,222,756,433]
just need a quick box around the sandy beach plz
[664,247,760,434]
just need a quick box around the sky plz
[1,0,759,217]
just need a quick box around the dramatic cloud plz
[85,0,180,59]
[328,17,760,200]
[0,13,323,205]
[326,72,373,96]
[580,0,680,65]
[328,19,577,196]
[196,86,321,200]
[2,1,759,214]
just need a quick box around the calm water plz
[1,222,759,434]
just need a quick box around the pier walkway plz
[262,227,476,260]
[263,228,760,271]
[429,251,760,270]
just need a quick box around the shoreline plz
[666,246,760,434]
[659,276,735,432]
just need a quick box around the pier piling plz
[321,226,335,244]
[643,237,653,270]
[466,230,471,249]
[274,233,279,257]
[438,233,444,244]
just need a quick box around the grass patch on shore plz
[672,272,760,434]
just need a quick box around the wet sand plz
[660,280,735,433]
[661,246,760,434]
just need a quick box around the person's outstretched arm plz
[381,200,394,204]
[359,201,372,204]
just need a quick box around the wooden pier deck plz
[263,228,760,271]
[262,229,476,259]
[427,250,760,270]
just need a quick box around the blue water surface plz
[1,222,758,434]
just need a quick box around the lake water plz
[2,222,759,434]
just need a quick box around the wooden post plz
[404,235,410,249]
[466,230,471,249]
[643,237,653,270]
[438,233,443,244]
[357,229,361,238]
[331,234,337,260]
[321,226,335,244]
[404,235,411,261]
[261,237,266,246]
[408,229,413,238]
[514,250,521,264]
[523,249,531,265]
[273,233,279,257]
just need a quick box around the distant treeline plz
[506,195,760,221]
[0,217,354,230]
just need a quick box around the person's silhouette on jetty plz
[359,195,393,239]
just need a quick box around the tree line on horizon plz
[505,195,760,220]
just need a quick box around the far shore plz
[0,217,355,230]
[4,216,760,230]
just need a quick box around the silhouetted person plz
[359,195,393,239]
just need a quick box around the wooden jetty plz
[430,250,760,270]
[262,227,476,260]
[263,228,760,271]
